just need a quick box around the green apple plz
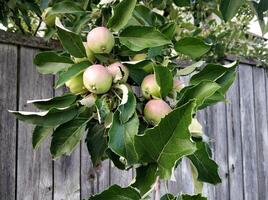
[83,64,112,94]
[87,27,115,54]
[65,73,87,94]
[141,74,161,99]
[144,99,172,125]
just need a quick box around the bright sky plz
[248,17,268,39]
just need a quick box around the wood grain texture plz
[226,71,244,200]
[53,87,81,200]
[238,64,259,200]
[17,47,54,200]
[252,68,268,199]
[0,44,17,200]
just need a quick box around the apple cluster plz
[65,26,187,127]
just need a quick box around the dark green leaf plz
[177,81,221,109]
[27,93,77,110]
[87,123,108,166]
[189,61,238,85]
[56,19,86,58]
[88,185,141,200]
[220,0,244,21]
[49,1,84,14]
[95,95,111,123]
[135,101,197,179]
[51,117,89,158]
[132,164,158,196]
[179,193,207,200]
[173,0,191,7]
[119,26,171,51]
[175,37,211,59]
[106,148,126,170]
[55,61,91,88]
[154,66,173,98]
[34,51,73,74]
[108,0,137,32]
[118,90,137,123]
[188,141,221,184]
[9,105,79,127]
[161,194,175,200]
[108,111,139,164]
[160,22,176,40]
[32,126,53,149]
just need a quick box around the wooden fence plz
[0,32,268,200]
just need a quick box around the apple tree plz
[9,0,255,199]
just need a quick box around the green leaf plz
[189,61,237,85]
[250,0,268,34]
[132,4,165,26]
[95,95,111,124]
[126,60,154,84]
[107,0,137,32]
[55,61,91,88]
[161,194,175,200]
[49,0,84,15]
[9,105,79,127]
[220,0,244,21]
[34,51,73,74]
[27,93,77,110]
[132,164,158,196]
[188,141,221,185]
[88,185,141,200]
[177,81,221,109]
[118,89,137,123]
[135,101,197,179]
[160,22,176,40]
[189,160,203,194]
[106,148,126,170]
[108,111,139,164]
[119,26,171,51]
[179,193,207,200]
[154,66,173,98]
[188,141,221,184]
[198,91,226,110]
[86,123,108,166]
[51,117,89,158]
[175,37,211,59]
[32,126,53,149]
[177,61,205,76]
[173,0,192,7]
[56,18,86,58]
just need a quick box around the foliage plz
[6,0,250,199]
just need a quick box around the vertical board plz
[0,44,17,200]
[53,87,81,200]
[81,140,98,199]
[109,165,133,187]
[226,73,244,200]
[238,64,259,200]
[252,68,268,199]
[17,47,54,199]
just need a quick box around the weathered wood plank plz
[0,44,17,200]
[252,67,268,199]
[17,47,53,199]
[109,165,133,187]
[226,71,244,200]
[238,64,259,200]
[53,87,80,200]
[81,139,97,199]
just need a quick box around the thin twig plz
[34,17,42,36]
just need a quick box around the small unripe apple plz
[42,7,56,27]
[83,64,112,94]
[74,42,95,63]
[65,73,87,94]
[189,118,203,138]
[132,53,147,61]
[107,62,129,83]
[141,74,161,99]
[144,99,172,125]
[87,27,115,54]
[173,79,185,92]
